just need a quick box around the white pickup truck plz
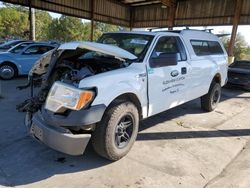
[18,30,228,161]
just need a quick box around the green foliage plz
[0,7,53,40]
[220,31,248,60]
[242,46,250,60]
[47,15,86,42]
[0,7,29,39]
[46,16,123,42]
[0,5,121,42]
[93,22,122,40]
[35,11,53,41]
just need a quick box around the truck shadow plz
[137,129,250,141]
[0,79,249,186]
[221,86,250,101]
[0,138,112,187]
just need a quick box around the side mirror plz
[149,53,178,68]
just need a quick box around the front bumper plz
[30,113,91,155]
[28,104,106,155]
[41,104,106,127]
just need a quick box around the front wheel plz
[92,102,139,161]
[201,82,221,112]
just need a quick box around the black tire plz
[92,102,139,161]
[201,82,221,112]
[0,63,17,80]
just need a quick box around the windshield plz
[98,33,154,61]
[9,43,32,53]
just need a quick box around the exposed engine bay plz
[16,48,131,114]
[54,54,128,85]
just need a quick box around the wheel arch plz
[212,73,221,85]
[105,93,143,120]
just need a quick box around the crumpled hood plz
[58,41,137,60]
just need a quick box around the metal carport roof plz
[2,0,250,28]
[1,0,249,58]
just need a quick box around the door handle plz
[181,67,187,74]
[136,73,147,78]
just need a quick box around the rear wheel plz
[0,63,17,80]
[92,102,139,161]
[201,82,221,112]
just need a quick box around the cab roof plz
[105,29,220,41]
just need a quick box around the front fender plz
[78,63,148,118]
[94,81,144,106]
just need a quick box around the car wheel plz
[0,64,17,80]
[201,82,221,112]
[92,102,139,161]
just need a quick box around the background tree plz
[35,11,53,41]
[243,46,250,59]
[0,4,123,42]
[47,18,121,42]
[47,16,86,42]
[0,7,29,39]
[220,31,248,60]
[0,6,53,41]
[92,22,121,40]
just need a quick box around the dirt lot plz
[0,78,250,188]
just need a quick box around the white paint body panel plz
[78,63,148,118]
[76,30,228,119]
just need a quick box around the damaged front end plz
[16,41,136,155]
[17,49,57,126]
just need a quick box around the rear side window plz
[191,40,224,56]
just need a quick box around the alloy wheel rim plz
[115,114,134,149]
[212,89,220,106]
[0,65,14,79]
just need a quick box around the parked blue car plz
[0,42,57,79]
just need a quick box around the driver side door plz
[147,36,189,116]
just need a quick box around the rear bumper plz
[30,113,91,155]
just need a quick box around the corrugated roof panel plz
[133,4,170,28]
[174,0,235,26]
[24,0,92,19]
[241,0,250,24]
[94,0,130,26]
[1,0,250,27]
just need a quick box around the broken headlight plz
[45,81,94,113]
